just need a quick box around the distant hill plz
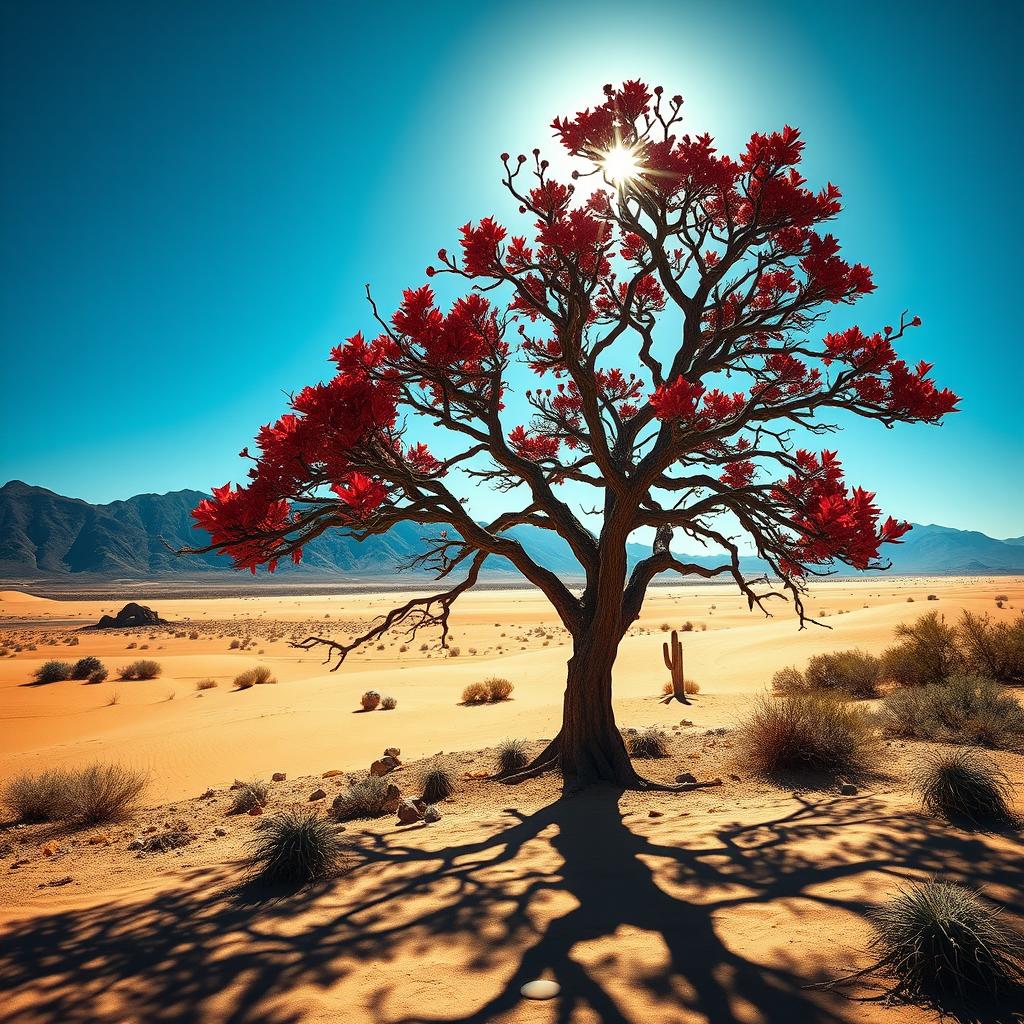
[1,480,1021,580]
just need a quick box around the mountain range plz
[1,480,1022,580]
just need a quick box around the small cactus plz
[360,690,381,711]
[663,629,691,704]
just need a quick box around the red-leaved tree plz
[186,81,958,790]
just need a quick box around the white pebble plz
[520,979,560,1000]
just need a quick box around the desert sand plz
[0,577,1022,1024]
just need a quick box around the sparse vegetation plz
[2,768,73,822]
[912,749,1016,827]
[420,762,457,803]
[461,677,514,704]
[957,611,1024,685]
[461,681,489,704]
[661,678,700,696]
[736,693,879,775]
[494,738,529,776]
[233,665,276,688]
[2,763,147,825]
[332,775,393,820]
[878,675,1024,749]
[626,728,668,759]
[867,879,1024,1005]
[70,656,104,680]
[195,678,218,690]
[380,695,397,710]
[33,660,73,684]
[88,667,109,684]
[804,649,882,698]
[119,659,162,681]
[230,778,270,813]
[248,808,348,886]
[881,612,962,686]
[360,690,381,711]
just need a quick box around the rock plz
[382,783,402,814]
[272,772,287,782]
[248,805,263,816]
[729,774,741,782]
[370,755,400,777]
[40,840,60,857]
[648,809,663,818]
[384,747,401,757]
[396,798,423,825]
[214,828,227,837]
[840,783,858,796]
[423,804,442,823]
[89,602,168,630]
[675,772,697,784]
[322,769,344,778]
[520,979,560,1000]
[308,789,327,801]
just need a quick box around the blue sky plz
[2,0,1021,540]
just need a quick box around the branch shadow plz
[1,787,1021,1023]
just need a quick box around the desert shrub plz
[360,690,381,710]
[880,612,963,686]
[233,666,276,689]
[380,695,397,710]
[229,639,241,649]
[333,775,392,819]
[88,667,109,684]
[771,665,808,694]
[627,727,668,759]
[195,678,218,690]
[912,749,1016,827]
[494,738,529,776]
[420,762,457,803]
[447,646,461,658]
[70,763,148,824]
[33,660,73,684]
[869,879,1024,1004]
[120,659,162,681]
[248,808,348,885]
[681,621,694,632]
[957,611,1024,685]
[230,779,270,813]
[878,674,1024,749]
[736,693,879,775]
[660,622,671,632]
[804,649,882,698]
[70,656,104,680]
[484,676,514,701]
[994,594,1009,603]
[661,678,701,696]
[461,681,489,704]
[2,768,73,822]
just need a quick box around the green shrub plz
[420,762,456,803]
[248,808,348,885]
[869,879,1024,1004]
[70,656,104,680]
[627,728,668,759]
[912,749,1016,827]
[737,693,880,775]
[230,779,270,813]
[119,659,162,681]
[804,649,882,698]
[878,675,1024,749]
[33,661,73,684]
[88,667,109,684]
[880,612,963,686]
[494,738,529,776]
[957,611,1024,685]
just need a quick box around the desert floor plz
[0,576,1022,1024]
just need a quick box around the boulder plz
[840,783,858,796]
[423,804,442,823]
[384,746,401,757]
[396,798,423,825]
[89,602,167,630]
[675,772,697,785]
[370,755,400,777]
[272,772,287,782]
[308,789,327,802]
[382,783,403,814]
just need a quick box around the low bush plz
[360,690,381,710]
[380,695,397,710]
[333,775,393,819]
[248,808,348,885]
[70,656,104,680]
[233,666,276,689]
[88,667,109,684]
[770,665,807,694]
[2,768,73,822]
[230,779,270,813]
[912,749,1016,827]
[877,675,1024,749]
[195,678,218,690]
[494,738,529,776]
[880,612,963,686]
[869,879,1024,1004]
[627,728,668,759]
[804,649,882,698]
[119,659,162,681]
[33,661,73,684]
[2,763,147,824]
[461,681,489,704]
[484,676,514,701]
[663,679,701,696]
[957,611,1024,685]
[420,762,457,803]
[736,693,879,775]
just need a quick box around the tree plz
[185,81,958,791]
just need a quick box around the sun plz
[600,143,643,185]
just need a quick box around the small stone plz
[308,789,327,801]
[423,804,442,823]
[396,798,423,825]
[321,769,344,778]
[214,828,227,837]
[648,809,663,818]
[676,772,697,785]
[840,783,858,796]
[384,747,401,757]
[248,805,263,816]
[272,772,287,782]
[40,840,60,857]
[371,755,400,777]
[521,979,560,1000]
[729,773,741,781]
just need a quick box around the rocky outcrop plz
[87,602,168,630]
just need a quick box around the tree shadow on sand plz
[1,788,1021,1024]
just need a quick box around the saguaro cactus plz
[663,629,690,705]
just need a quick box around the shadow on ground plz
[1,788,1021,1023]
